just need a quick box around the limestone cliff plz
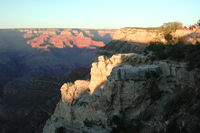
[93,28,200,62]
[43,28,200,133]
[43,53,200,133]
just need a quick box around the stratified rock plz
[20,29,116,49]
[43,51,199,133]
[42,28,200,133]
[93,28,200,62]
[154,61,171,77]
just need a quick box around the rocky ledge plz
[93,28,200,62]
[43,53,199,133]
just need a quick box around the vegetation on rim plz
[144,40,200,71]
[144,22,199,71]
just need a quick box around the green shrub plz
[185,42,200,70]
[144,41,200,70]
[159,22,181,42]
[165,43,185,62]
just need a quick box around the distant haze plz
[0,0,199,29]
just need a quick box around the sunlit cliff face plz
[112,28,200,44]
[60,53,148,103]
[20,29,116,50]
[59,28,200,100]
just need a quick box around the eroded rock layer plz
[93,28,200,62]
[19,29,116,49]
[42,28,200,133]
[43,53,199,133]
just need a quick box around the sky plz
[0,0,199,29]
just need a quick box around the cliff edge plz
[43,28,200,133]
[43,53,200,133]
[93,28,200,62]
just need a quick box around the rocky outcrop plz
[112,28,163,43]
[60,80,90,104]
[23,33,36,38]
[98,30,116,38]
[89,53,148,94]
[93,28,200,62]
[43,53,199,133]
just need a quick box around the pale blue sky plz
[0,0,199,29]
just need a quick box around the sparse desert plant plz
[144,41,200,70]
[159,22,182,42]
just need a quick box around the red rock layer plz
[20,29,116,49]
[27,34,49,48]
[23,33,36,38]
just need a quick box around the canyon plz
[0,27,200,133]
[21,29,115,49]
[0,28,115,133]
[0,28,116,96]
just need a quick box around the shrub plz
[146,41,168,60]
[185,42,200,70]
[165,43,185,62]
[159,22,181,42]
[144,41,200,70]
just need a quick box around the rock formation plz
[19,29,116,49]
[43,52,199,133]
[43,28,200,133]
[93,28,200,62]
[98,30,115,38]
